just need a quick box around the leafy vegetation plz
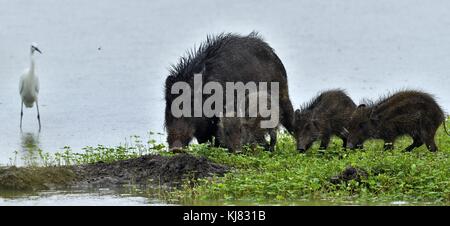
[167,119,450,205]
[6,120,450,205]
[10,133,166,167]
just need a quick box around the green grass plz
[165,119,450,205]
[9,120,450,205]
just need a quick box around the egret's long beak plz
[35,48,42,54]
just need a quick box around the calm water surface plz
[1,0,449,204]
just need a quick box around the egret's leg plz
[36,101,41,132]
[20,101,24,131]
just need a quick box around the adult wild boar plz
[346,90,448,152]
[164,32,294,151]
[294,89,356,152]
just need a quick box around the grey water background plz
[1,0,449,204]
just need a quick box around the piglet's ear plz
[357,104,366,109]
[294,109,301,120]
[369,110,379,122]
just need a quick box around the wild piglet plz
[346,90,448,152]
[294,89,356,152]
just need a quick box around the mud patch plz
[72,154,228,187]
[0,154,228,191]
[330,166,368,184]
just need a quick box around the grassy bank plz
[166,119,450,205]
[5,121,450,205]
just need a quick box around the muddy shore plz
[0,154,228,191]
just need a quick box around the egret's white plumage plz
[20,43,42,131]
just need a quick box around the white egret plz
[19,43,42,131]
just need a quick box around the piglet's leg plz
[404,136,423,152]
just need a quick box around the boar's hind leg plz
[404,136,423,152]
[280,96,295,134]
[338,135,348,149]
[254,134,271,152]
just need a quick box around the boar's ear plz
[357,104,366,109]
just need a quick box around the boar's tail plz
[444,118,450,136]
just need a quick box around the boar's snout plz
[229,146,241,153]
[169,140,184,152]
[297,146,306,153]
[347,143,355,149]
[347,142,363,150]
[225,142,242,153]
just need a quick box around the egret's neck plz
[29,53,36,75]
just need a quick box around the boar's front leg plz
[268,129,277,152]
[383,140,394,150]
[319,134,330,150]
[341,137,348,149]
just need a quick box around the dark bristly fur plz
[217,92,277,153]
[294,89,356,152]
[216,117,277,153]
[164,32,294,150]
[347,90,446,152]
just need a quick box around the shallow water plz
[0,189,428,206]
[1,0,450,205]
[0,189,164,206]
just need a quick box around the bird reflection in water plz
[20,132,41,165]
